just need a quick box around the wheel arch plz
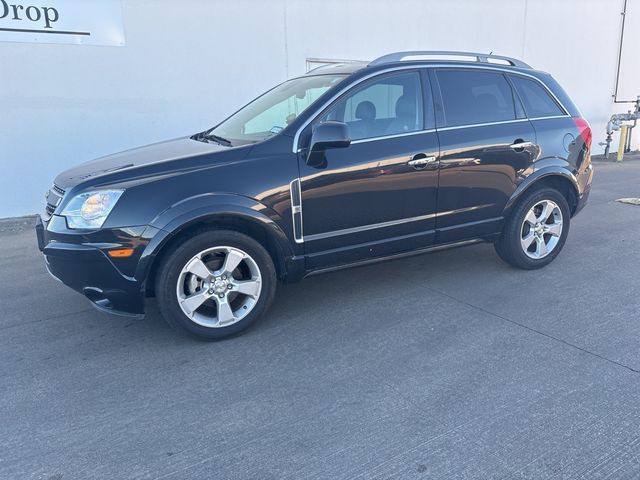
[504,169,580,219]
[137,196,296,295]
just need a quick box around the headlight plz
[61,190,124,229]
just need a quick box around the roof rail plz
[369,50,531,69]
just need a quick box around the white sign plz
[0,0,125,46]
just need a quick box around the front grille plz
[44,184,65,220]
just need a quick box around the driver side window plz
[319,71,424,141]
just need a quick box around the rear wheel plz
[494,187,570,269]
[155,230,276,339]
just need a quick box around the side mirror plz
[306,121,351,167]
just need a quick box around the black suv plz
[36,51,593,339]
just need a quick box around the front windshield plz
[208,74,346,144]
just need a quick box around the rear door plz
[430,68,537,243]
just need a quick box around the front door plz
[296,70,440,269]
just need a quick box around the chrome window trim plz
[437,119,530,132]
[350,129,437,145]
[292,63,570,152]
[415,115,570,133]
[528,115,571,121]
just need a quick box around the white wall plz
[0,0,638,217]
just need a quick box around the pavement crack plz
[427,287,640,375]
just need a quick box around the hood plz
[54,137,236,189]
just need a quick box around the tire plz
[494,187,571,270]
[155,230,277,340]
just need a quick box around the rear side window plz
[510,75,565,118]
[435,69,516,127]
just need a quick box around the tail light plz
[573,117,592,150]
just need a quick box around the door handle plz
[509,141,535,150]
[408,154,437,169]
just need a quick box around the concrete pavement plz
[1,159,640,479]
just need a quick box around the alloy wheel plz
[520,199,563,259]
[176,246,262,328]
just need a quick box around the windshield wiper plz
[205,133,232,146]
[194,131,232,146]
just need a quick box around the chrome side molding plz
[289,179,304,244]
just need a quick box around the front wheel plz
[155,230,277,339]
[494,187,571,269]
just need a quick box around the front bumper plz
[36,215,160,317]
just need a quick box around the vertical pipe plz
[618,126,628,161]
[613,0,628,102]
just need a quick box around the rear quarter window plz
[509,75,565,118]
